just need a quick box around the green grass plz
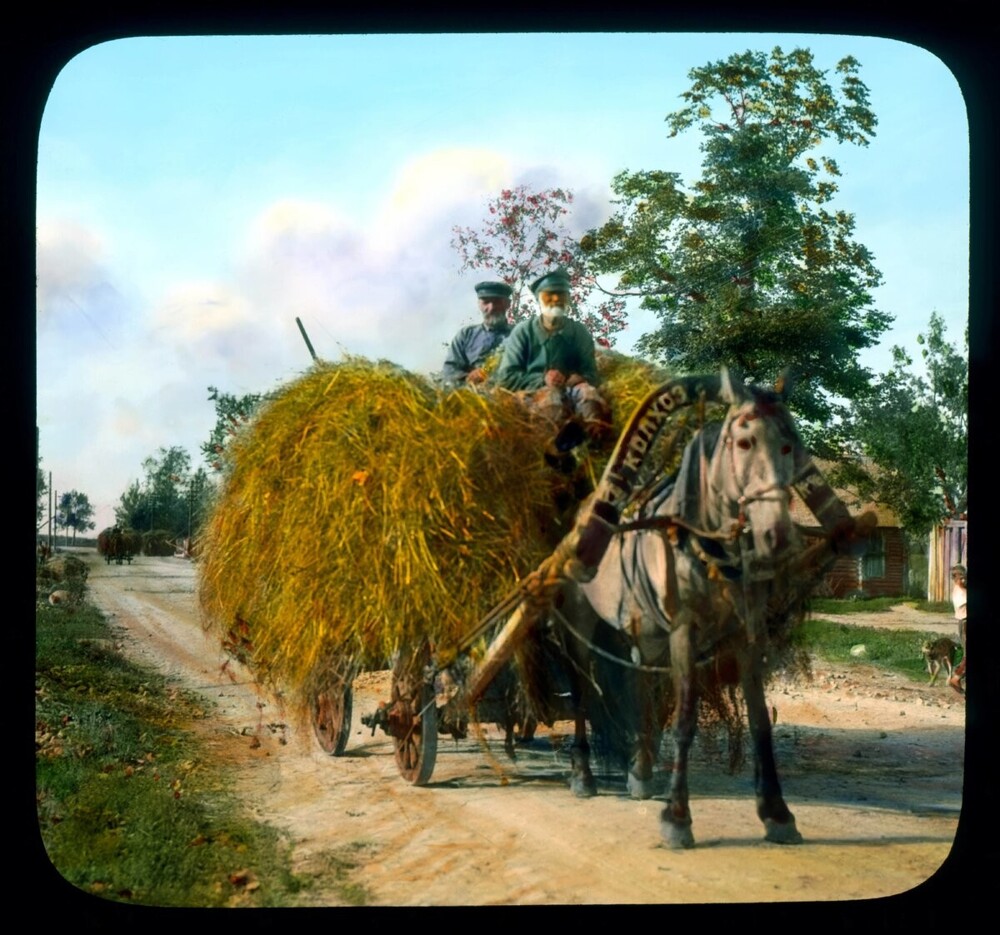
[808,596,953,616]
[808,596,906,615]
[35,599,371,908]
[794,616,960,682]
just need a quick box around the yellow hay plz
[199,355,668,701]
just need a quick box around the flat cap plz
[474,281,513,299]
[529,267,572,295]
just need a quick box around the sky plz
[34,32,970,537]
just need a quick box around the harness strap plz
[614,513,739,543]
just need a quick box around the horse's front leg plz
[741,649,802,844]
[627,656,670,799]
[569,708,597,797]
[660,619,697,849]
[627,668,663,801]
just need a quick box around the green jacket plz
[491,316,600,391]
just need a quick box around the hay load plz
[97,527,141,562]
[198,355,666,702]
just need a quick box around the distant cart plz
[97,527,135,566]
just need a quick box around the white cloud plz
[36,219,105,318]
[36,219,129,351]
[372,147,511,250]
[228,149,523,374]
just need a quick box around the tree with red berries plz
[452,186,627,348]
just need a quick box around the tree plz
[115,447,215,539]
[833,313,967,535]
[580,47,891,438]
[115,480,146,531]
[452,186,627,348]
[201,386,264,473]
[56,490,96,543]
[36,453,47,528]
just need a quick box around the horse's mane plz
[659,420,725,530]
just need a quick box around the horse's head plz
[710,368,807,564]
[580,366,812,583]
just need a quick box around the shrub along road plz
[76,547,967,908]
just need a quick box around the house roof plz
[790,459,902,529]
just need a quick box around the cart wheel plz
[312,675,354,756]
[390,642,437,785]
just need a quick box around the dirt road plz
[77,549,966,907]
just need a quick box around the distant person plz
[491,266,612,446]
[948,563,967,694]
[440,281,513,387]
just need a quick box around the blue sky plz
[35,33,969,535]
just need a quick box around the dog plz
[921,637,958,685]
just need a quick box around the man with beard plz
[492,267,612,446]
[440,280,513,387]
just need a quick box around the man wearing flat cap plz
[441,280,513,387]
[492,267,612,444]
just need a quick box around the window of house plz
[862,531,886,579]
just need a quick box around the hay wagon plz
[197,357,675,779]
[98,527,136,566]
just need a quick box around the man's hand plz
[544,369,566,388]
[565,373,586,388]
[466,368,487,385]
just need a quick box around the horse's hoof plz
[626,771,655,801]
[570,775,598,798]
[660,818,695,850]
[764,817,803,845]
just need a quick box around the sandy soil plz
[74,548,967,907]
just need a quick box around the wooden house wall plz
[815,527,908,598]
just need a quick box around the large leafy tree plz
[56,490,95,543]
[833,313,967,535]
[452,185,627,347]
[580,47,891,436]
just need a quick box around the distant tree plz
[56,490,96,543]
[833,313,967,535]
[36,453,48,528]
[201,386,264,473]
[115,447,214,539]
[114,480,146,531]
[452,185,627,348]
[580,46,891,441]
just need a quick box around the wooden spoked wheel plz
[389,642,438,785]
[311,668,354,756]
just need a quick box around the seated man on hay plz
[440,280,514,388]
[491,267,613,447]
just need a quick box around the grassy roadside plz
[799,599,960,682]
[809,596,953,616]
[34,596,369,908]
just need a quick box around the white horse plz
[552,368,865,848]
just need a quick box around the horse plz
[545,368,867,849]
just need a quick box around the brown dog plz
[921,637,958,685]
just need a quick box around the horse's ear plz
[774,367,795,400]
[719,365,748,404]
